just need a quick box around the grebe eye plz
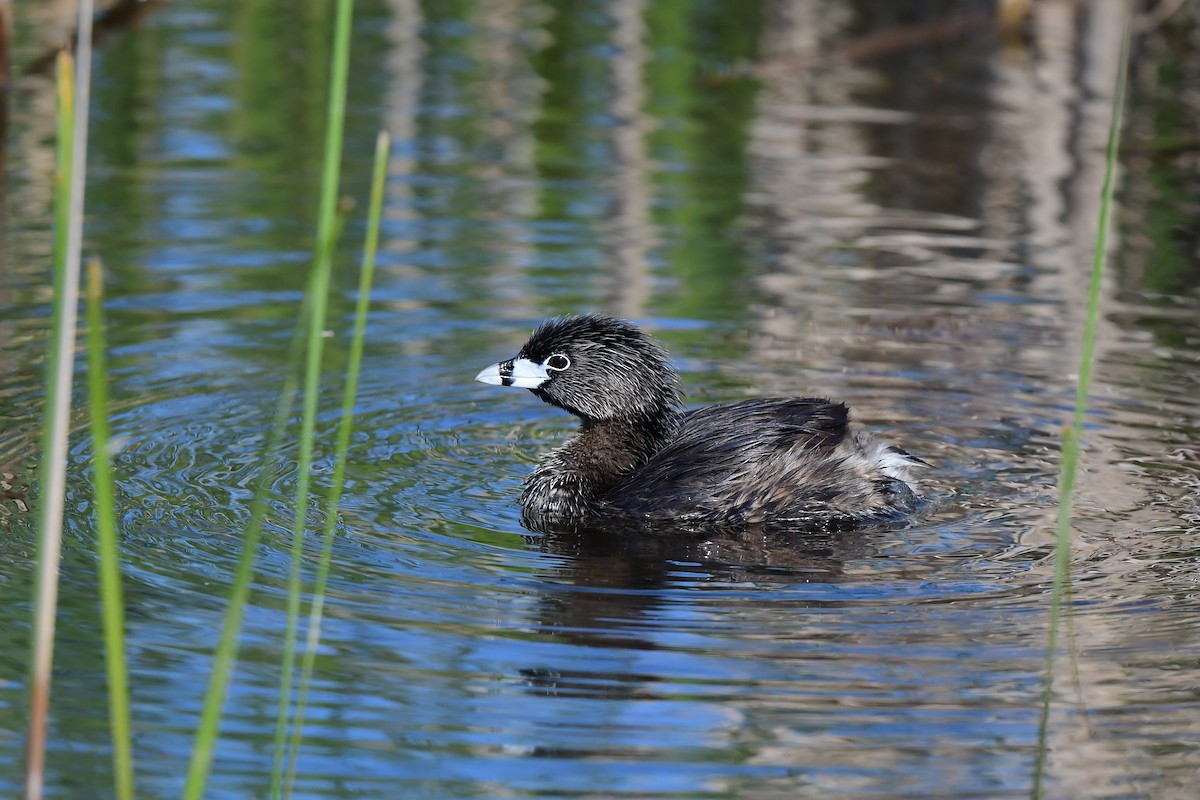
[545,354,571,371]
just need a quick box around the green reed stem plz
[269,0,356,796]
[181,258,361,799]
[84,260,135,800]
[26,26,92,799]
[26,50,73,800]
[182,299,312,798]
[181,191,354,800]
[1032,25,1130,799]
[283,130,388,799]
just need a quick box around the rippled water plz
[3,1,1200,798]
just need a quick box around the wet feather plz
[477,314,926,529]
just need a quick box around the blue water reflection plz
[2,1,1200,798]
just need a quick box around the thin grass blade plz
[181,309,308,799]
[269,0,357,796]
[182,195,354,800]
[176,276,361,800]
[283,130,389,798]
[1031,22,1131,799]
[26,10,95,794]
[84,259,135,800]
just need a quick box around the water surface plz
[3,1,1200,798]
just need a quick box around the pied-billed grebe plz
[475,314,925,528]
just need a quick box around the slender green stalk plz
[26,49,74,800]
[269,1,356,796]
[179,201,355,794]
[181,315,304,800]
[27,9,94,794]
[283,130,389,798]
[182,174,354,800]
[1031,25,1131,799]
[84,260,135,800]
